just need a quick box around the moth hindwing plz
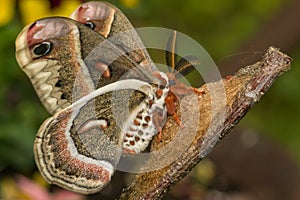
[34,79,167,194]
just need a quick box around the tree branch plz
[119,46,291,199]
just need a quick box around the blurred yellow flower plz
[0,0,16,26]
[120,0,141,8]
[19,0,81,25]
[0,0,141,27]
[52,0,83,17]
[19,0,51,25]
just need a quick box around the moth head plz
[70,1,115,38]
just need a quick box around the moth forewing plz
[15,17,96,114]
[70,1,157,71]
[15,17,160,115]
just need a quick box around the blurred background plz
[1,0,300,199]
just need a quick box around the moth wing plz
[15,17,159,114]
[34,79,152,194]
[70,1,157,71]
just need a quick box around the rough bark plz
[118,46,291,200]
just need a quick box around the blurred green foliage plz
[0,0,299,181]
[0,22,48,173]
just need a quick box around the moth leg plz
[152,112,166,142]
[192,87,206,95]
[157,128,163,142]
[176,85,206,96]
[122,148,137,154]
[165,93,181,126]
